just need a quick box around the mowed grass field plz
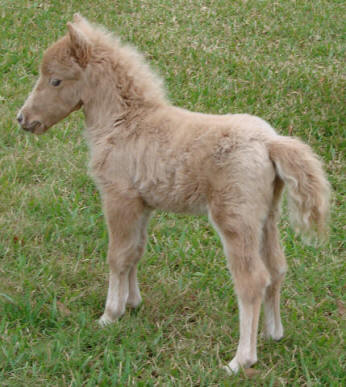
[0,0,345,385]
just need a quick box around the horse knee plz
[107,241,139,274]
[232,261,271,303]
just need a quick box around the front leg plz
[99,266,130,325]
[126,265,142,308]
[127,217,150,308]
[98,189,149,326]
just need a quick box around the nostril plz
[17,113,24,124]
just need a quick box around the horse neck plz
[81,64,122,126]
[81,59,167,139]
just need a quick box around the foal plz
[18,15,330,374]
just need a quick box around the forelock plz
[40,36,74,75]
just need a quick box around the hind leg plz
[261,178,287,340]
[262,214,287,340]
[210,209,270,373]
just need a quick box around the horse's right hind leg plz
[210,209,270,374]
[262,217,287,340]
[261,178,287,340]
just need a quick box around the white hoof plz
[224,358,240,374]
[98,314,116,327]
[223,354,257,374]
[223,363,238,375]
[126,296,142,309]
[271,331,284,341]
[265,323,284,341]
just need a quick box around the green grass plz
[0,0,345,385]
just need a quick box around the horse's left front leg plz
[127,212,151,308]
[99,190,149,326]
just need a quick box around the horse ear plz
[73,13,83,23]
[67,22,91,68]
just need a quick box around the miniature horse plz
[18,15,329,373]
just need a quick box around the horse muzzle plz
[17,112,45,134]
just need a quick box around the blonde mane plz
[75,17,168,108]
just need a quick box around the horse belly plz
[138,178,208,215]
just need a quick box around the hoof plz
[265,325,284,341]
[223,364,238,375]
[223,355,257,375]
[223,359,240,374]
[126,297,142,309]
[98,314,116,327]
[264,316,284,341]
[270,332,284,341]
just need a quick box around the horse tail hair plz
[267,136,330,241]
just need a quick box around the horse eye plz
[50,79,62,87]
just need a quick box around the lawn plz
[0,0,345,385]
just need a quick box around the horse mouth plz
[22,121,46,134]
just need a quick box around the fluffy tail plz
[268,136,330,240]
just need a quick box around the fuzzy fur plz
[18,14,330,374]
